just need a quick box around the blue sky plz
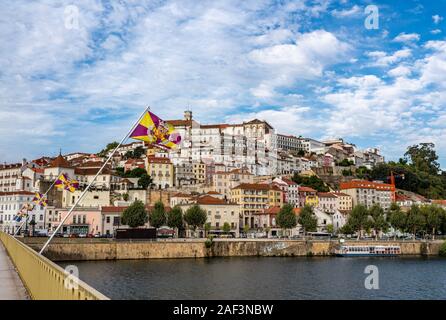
[1,0,446,167]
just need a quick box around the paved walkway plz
[0,241,28,300]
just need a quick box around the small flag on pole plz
[33,192,48,207]
[55,173,79,193]
[129,111,181,150]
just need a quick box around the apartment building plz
[179,195,240,237]
[230,183,283,229]
[147,156,174,189]
[332,192,353,211]
[213,168,254,197]
[0,162,24,192]
[339,180,394,210]
[317,192,337,214]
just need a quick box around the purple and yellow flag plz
[130,111,181,150]
[55,173,79,193]
[33,192,48,207]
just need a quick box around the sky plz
[1,0,446,167]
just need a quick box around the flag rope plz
[39,105,150,255]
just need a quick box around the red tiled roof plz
[48,154,72,168]
[148,156,171,164]
[432,200,446,206]
[0,191,35,196]
[340,180,394,191]
[232,183,282,191]
[101,206,128,213]
[299,186,317,192]
[32,168,44,174]
[281,178,297,185]
[332,192,350,197]
[317,192,336,198]
[195,195,233,205]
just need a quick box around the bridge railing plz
[0,232,109,300]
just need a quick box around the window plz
[106,217,110,223]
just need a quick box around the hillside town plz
[0,111,441,238]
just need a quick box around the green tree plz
[388,204,407,239]
[291,174,329,192]
[97,141,119,157]
[149,201,166,229]
[404,143,440,175]
[222,222,231,234]
[204,222,211,237]
[126,167,147,178]
[121,200,148,228]
[184,204,207,237]
[167,206,184,237]
[406,205,426,239]
[326,224,334,234]
[138,173,152,189]
[340,223,354,235]
[297,205,318,237]
[345,204,369,240]
[122,193,129,201]
[277,204,297,237]
[369,204,388,240]
[423,205,444,240]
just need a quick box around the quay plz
[18,237,445,261]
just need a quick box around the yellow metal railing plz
[0,232,109,300]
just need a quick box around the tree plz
[277,204,297,237]
[345,204,369,240]
[97,141,119,157]
[149,201,167,229]
[167,206,184,237]
[243,224,250,235]
[222,222,231,234]
[369,204,388,240]
[291,174,329,192]
[388,204,406,239]
[404,143,440,175]
[297,205,317,237]
[406,205,426,239]
[126,167,147,178]
[423,205,444,240]
[184,204,207,237]
[122,193,129,201]
[326,224,334,234]
[121,200,148,228]
[340,223,354,235]
[138,173,152,189]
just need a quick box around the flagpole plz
[39,106,150,255]
[13,173,60,236]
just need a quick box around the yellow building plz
[147,157,174,189]
[193,162,206,184]
[230,183,283,229]
[332,192,353,211]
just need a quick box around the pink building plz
[54,208,103,236]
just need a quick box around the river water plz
[59,257,446,300]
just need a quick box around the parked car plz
[78,233,87,238]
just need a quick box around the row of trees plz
[341,203,446,240]
[121,200,210,237]
[275,204,318,236]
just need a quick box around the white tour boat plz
[335,245,401,257]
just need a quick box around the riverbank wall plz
[19,238,444,261]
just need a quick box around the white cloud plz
[331,5,361,18]
[388,65,412,77]
[433,14,443,24]
[431,29,442,35]
[367,49,412,66]
[393,32,420,43]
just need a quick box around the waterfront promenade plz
[0,241,28,300]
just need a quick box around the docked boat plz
[335,245,401,257]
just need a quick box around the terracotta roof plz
[396,194,412,201]
[232,183,282,191]
[317,192,336,198]
[48,154,72,168]
[432,200,446,206]
[172,192,192,198]
[281,178,297,185]
[0,163,22,170]
[101,206,128,213]
[298,186,317,193]
[340,180,394,191]
[148,156,171,164]
[32,168,44,174]
[206,191,220,195]
[195,195,233,205]
[200,124,230,129]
